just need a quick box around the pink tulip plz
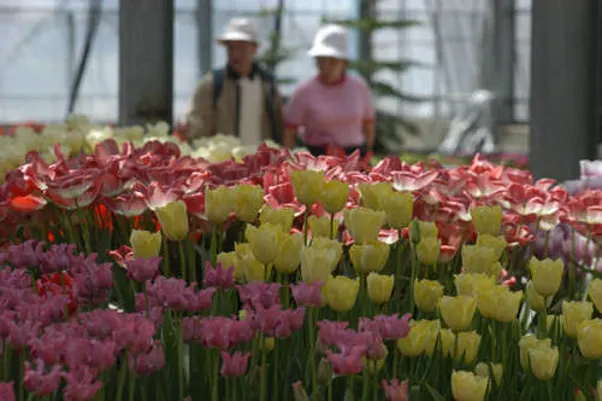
[220,351,251,377]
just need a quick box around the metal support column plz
[196,0,213,77]
[479,0,515,125]
[529,0,600,181]
[118,0,174,126]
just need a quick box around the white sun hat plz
[217,18,259,44]
[308,24,349,60]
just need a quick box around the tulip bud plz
[292,381,309,401]
[317,358,333,385]
[315,338,329,355]
[409,219,421,245]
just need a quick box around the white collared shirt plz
[238,77,264,146]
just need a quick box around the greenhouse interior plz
[1,1,602,400]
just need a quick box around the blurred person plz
[283,24,375,156]
[185,18,283,144]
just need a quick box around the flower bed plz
[0,122,600,401]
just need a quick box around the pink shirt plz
[284,74,375,147]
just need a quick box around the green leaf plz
[377,110,421,136]
[348,59,430,77]
[323,17,421,32]
[425,383,446,401]
[371,80,431,102]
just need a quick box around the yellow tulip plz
[439,295,477,332]
[205,186,236,225]
[529,343,559,380]
[410,220,439,242]
[525,281,549,313]
[577,319,602,359]
[451,370,489,401]
[349,241,390,274]
[475,362,503,386]
[455,331,481,364]
[245,223,282,265]
[259,206,295,233]
[454,273,495,297]
[366,273,394,304]
[234,184,264,223]
[475,234,507,261]
[320,180,349,214]
[300,238,343,283]
[397,320,438,357]
[155,200,189,241]
[421,320,441,357]
[546,315,563,335]
[461,245,497,275]
[323,275,359,312]
[344,207,385,244]
[562,301,594,338]
[217,251,242,281]
[262,337,275,352]
[414,279,444,313]
[518,334,551,370]
[129,230,162,259]
[475,285,523,323]
[588,278,602,313]
[308,215,331,239]
[415,237,441,265]
[439,329,456,358]
[379,190,414,229]
[362,356,387,374]
[529,257,563,297]
[290,170,325,206]
[470,205,503,236]
[357,182,392,210]
[235,243,272,282]
[274,233,303,274]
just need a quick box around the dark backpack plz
[212,68,279,142]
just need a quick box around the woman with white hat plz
[283,24,375,156]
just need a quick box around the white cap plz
[308,24,349,60]
[217,18,259,44]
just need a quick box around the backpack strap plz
[259,69,278,142]
[211,69,223,136]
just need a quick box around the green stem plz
[210,225,218,266]
[361,369,369,401]
[178,320,185,401]
[115,360,127,401]
[392,345,400,379]
[303,208,309,246]
[128,359,136,401]
[271,340,279,400]
[307,309,318,396]
[330,213,336,240]
[347,375,356,401]
[259,337,268,401]
[178,241,187,282]
[212,350,220,401]
[18,352,24,401]
[162,237,171,277]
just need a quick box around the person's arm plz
[360,78,377,152]
[283,127,297,149]
[184,74,214,141]
[363,120,375,152]
[282,84,308,149]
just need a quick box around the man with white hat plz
[185,18,283,144]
